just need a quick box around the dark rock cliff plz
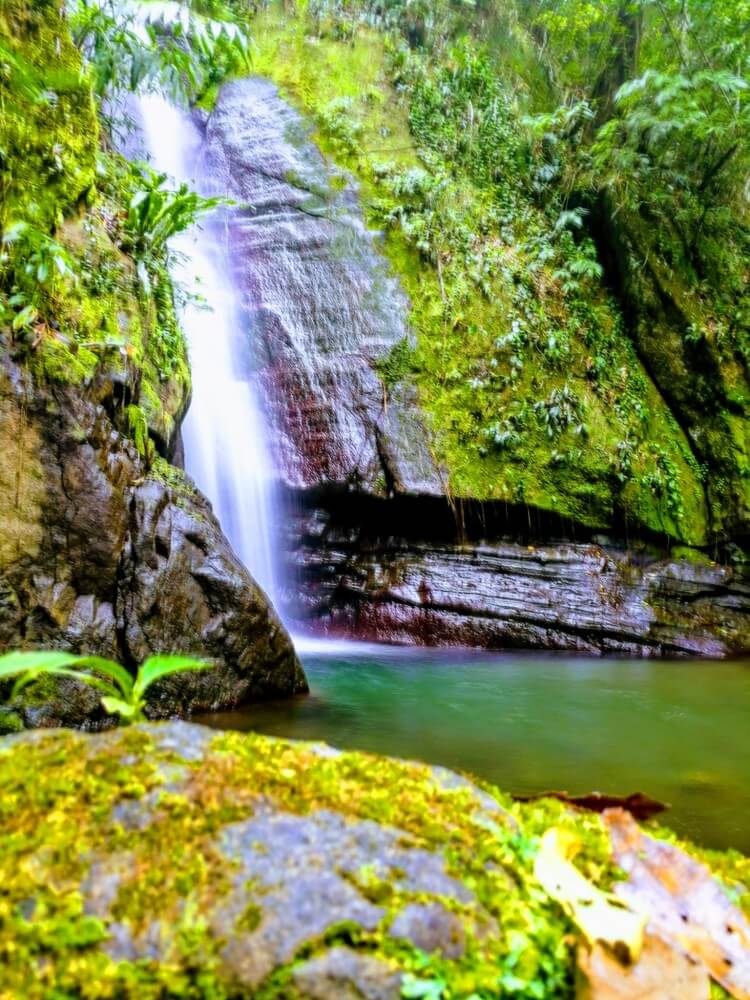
[208,77,443,498]
[283,493,750,657]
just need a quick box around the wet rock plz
[0,346,305,727]
[285,499,750,656]
[206,77,442,497]
[117,479,306,714]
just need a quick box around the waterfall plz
[136,93,279,603]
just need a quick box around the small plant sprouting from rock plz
[123,163,226,291]
[0,650,211,724]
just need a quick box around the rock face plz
[284,495,750,656]
[0,345,305,728]
[200,78,750,657]
[207,77,442,497]
[0,721,746,999]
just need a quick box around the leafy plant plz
[0,650,211,724]
[125,164,224,256]
[2,222,75,285]
[484,417,522,451]
[534,383,587,439]
[70,0,251,105]
[400,974,447,999]
[122,163,225,289]
[0,222,76,336]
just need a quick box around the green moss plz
[148,456,202,511]
[237,899,263,933]
[125,404,154,463]
[0,707,23,734]
[0,3,190,481]
[670,545,717,568]
[241,2,709,545]
[0,0,98,232]
[0,724,745,999]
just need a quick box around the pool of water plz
[199,646,750,852]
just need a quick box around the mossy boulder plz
[1,0,190,459]
[0,721,747,998]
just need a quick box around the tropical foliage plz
[70,0,251,105]
[243,0,749,546]
[0,650,210,723]
[123,162,225,290]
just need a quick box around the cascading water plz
[130,72,430,644]
[135,93,279,603]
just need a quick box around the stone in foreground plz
[0,722,748,999]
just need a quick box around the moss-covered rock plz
[243,2,710,547]
[1,0,190,463]
[0,721,746,998]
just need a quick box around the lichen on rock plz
[0,721,747,999]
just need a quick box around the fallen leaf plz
[513,790,668,822]
[576,933,710,1000]
[534,828,646,963]
[604,808,750,1000]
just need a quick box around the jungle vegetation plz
[1,0,749,549]
[243,0,750,550]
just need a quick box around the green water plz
[200,646,750,852]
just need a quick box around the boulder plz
[0,345,305,728]
[0,721,746,998]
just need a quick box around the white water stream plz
[137,93,279,603]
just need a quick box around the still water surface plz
[200,647,750,852]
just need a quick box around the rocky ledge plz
[0,721,748,999]
[201,77,750,657]
[284,493,750,657]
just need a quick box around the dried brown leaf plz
[576,933,710,1000]
[513,790,668,821]
[604,808,750,1000]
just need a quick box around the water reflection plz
[199,649,750,852]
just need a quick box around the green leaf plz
[133,655,210,701]
[80,656,134,697]
[0,650,88,679]
[130,190,149,210]
[53,254,71,277]
[0,651,126,702]
[101,696,137,719]
[12,304,38,331]
[400,975,447,999]
[1,221,28,244]
[10,667,120,702]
